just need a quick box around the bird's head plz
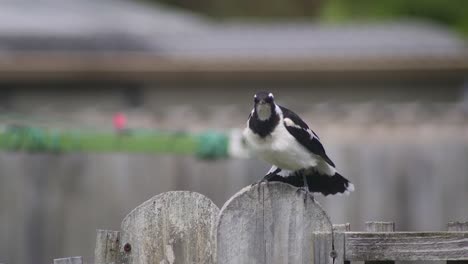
[253,91,276,121]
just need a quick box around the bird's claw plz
[250,179,266,187]
[251,172,275,189]
[250,179,268,195]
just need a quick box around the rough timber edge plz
[217,182,333,231]
[121,190,220,229]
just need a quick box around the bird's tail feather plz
[267,170,354,196]
[307,172,354,196]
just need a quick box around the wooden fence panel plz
[448,221,468,264]
[345,231,468,261]
[364,222,395,264]
[217,182,333,264]
[119,191,219,264]
[95,230,121,264]
[333,224,351,264]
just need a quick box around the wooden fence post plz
[53,256,83,264]
[364,221,395,264]
[118,191,219,264]
[217,182,334,264]
[447,221,468,264]
[95,230,121,264]
[333,223,351,264]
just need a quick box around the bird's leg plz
[295,170,307,195]
[302,173,309,190]
[295,170,314,202]
[302,173,315,202]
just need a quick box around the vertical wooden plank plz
[217,182,334,264]
[53,256,83,264]
[448,221,468,264]
[333,224,350,264]
[365,221,395,264]
[94,230,121,264]
[120,191,219,264]
[314,232,334,264]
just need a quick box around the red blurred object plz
[113,113,127,131]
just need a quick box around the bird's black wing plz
[279,105,335,167]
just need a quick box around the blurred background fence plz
[0,0,467,263]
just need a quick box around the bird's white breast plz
[243,119,319,171]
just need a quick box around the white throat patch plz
[256,104,272,121]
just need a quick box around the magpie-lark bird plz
[243,91,354,196]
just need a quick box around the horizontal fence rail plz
[52,183,468,264]
[344,231,468,261]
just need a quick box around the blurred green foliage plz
[321,0,468,36]
[0,126,229,160]
[153,0,323,18]
[152,0,468,35]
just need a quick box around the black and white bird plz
[243,91,354,196]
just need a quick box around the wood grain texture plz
[448,221,468,264]
[53,256,83,264]
[333,224,351,264]
[217,182,333,264]
[94,230,121,264]
[364,222,395,264]
[346,232,468,261]
[120,191,219,264]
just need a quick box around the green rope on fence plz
[0,126,230,160]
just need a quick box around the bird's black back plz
[279,105,335,167]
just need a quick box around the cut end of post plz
[448,221,468,231]
[333,223,351,232]
[365,221,395,232]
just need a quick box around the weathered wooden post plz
[217,182,334,264]
[333,223,351,264]
[95,230,121,264]
[364,221,395,264]
[94,191,220,264]
[447,221,468,264]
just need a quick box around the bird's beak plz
[259,100,266,105]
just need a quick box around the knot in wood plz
[124,243,132,253]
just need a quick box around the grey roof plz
[0,0,467,57]
[155,22,468,60]
[0,0,208,52]
[0,0,466,77]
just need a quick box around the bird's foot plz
[250,179,267,195]
[250,178,266,188]
[250,173,275,188]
